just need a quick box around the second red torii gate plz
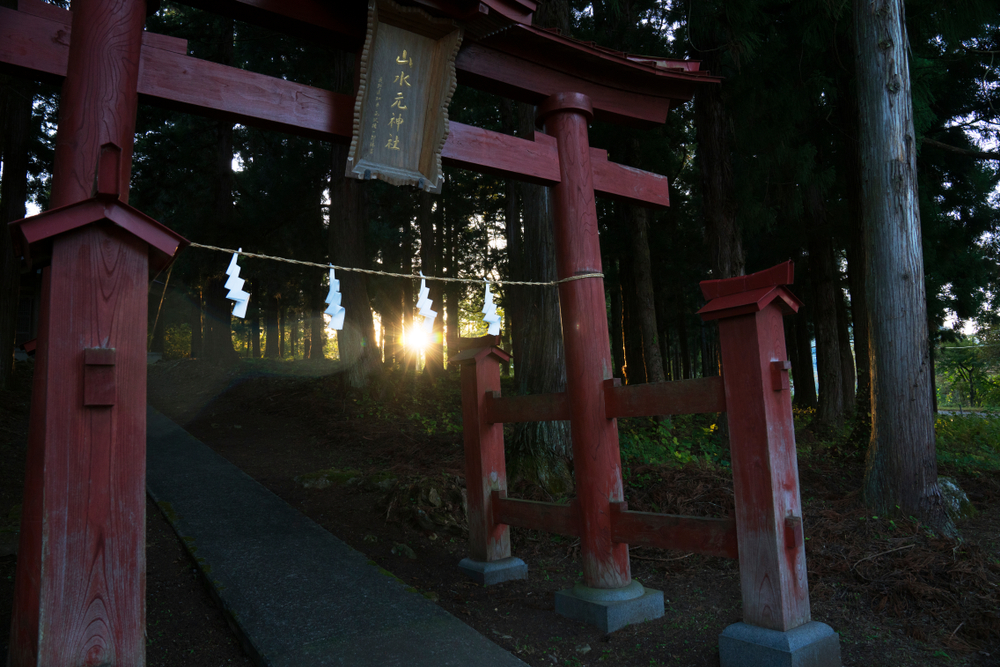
[3,1,839,666]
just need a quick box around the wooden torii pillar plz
[538,93,662,627]
[6,0,186,664]
[698,264,842,667]
[456,93,664,632]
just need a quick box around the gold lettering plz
[391,93,407,109]
[385,135,401,150]
[389,113,405,131]
[394,71,411,87]
[396,50,413,67]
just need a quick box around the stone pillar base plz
[554,580,664,633]
[719,621,842,667]
[458,557,528,586]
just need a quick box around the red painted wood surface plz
[484,391,570,424]
[697,286,803,322]
[700,259,795,300]
[11,195,188,274]
[49,0,145,208]
[10,225,150,667]
[83,347,117,407]
[173,0,713,126]
[0,6,673,208]
[456,347,512,563]
[453,334,503,352]
[455,43,671,127]
[492,491,579,538]
[8,269,51,666]
[703,272,811,632]
[609,503,738,559]
[603,376,726,419]
[540,92,630,590]
[7,1,159,663]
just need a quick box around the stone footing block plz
[458,557,528,586]
[719,621,842,667]
[554,580,663,633]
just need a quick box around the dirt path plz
[151,360,1000,667]
[3,358,999,666]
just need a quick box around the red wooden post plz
[453,339,527,585]
[6,0,180,663]
[50,0,146,208]
[538,93,662,632]
[538,93,630,590]
[698,262,841,666]
[7,155,186,667]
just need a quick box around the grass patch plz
[618,414,729,467]
[935,413,1000,472]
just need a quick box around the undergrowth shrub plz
[935,414,1000,472]
[618,414,729,468]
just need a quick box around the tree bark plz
[628,203,665,383]
[190,287,203,358]
[620,255,646,384]
[0,74,31,390]
[501,98,525,366]
[837,289,857,414]
[608,258,625,378]
[442,200,460,360]
[329,142,380,386]
[505,102,571,495]
[839,52,873,447]
[263,293,279,359]
[793,307,817,408]
[251,301,261,359]
[854,0,953,534]
[810,229,844,433]
[199,20,238,364]
[418,190,443,376]
[847,168,873,448]
[695,51,744,281]
[400,212,415,371]
[203,275,236,362]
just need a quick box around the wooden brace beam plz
[609,503,738,559]
[484,390,571,424]
[491,490,579,538]
[603,376,726,419]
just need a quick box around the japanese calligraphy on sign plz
[346,0,463,193]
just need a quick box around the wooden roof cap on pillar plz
[177,0,718,127]
[8,144,188,275]
[450,335,512,365]
[696,261,804,321]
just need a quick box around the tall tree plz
[0,74,32,389]
[853,0,953,534]
[504,100,572,494]
[809,225,844,433]
[328,47,380,387]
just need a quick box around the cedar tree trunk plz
[505,103,571,495]
[853,0,953,535]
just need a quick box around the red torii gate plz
[2,1,840,666]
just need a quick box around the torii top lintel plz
[0,0,717,208]
[180,0,719,127]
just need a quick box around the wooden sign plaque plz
[346,0,463,193]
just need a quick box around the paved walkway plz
[146,407,526,667]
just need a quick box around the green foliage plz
[618,415,728,467]
[935,336,1000,408]
[935,414,1000,472]
[163,323,192,360]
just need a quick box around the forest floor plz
[3,357,1000,666]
